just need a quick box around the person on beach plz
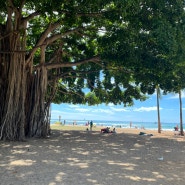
[85,121,89,126]
[90,120,93,131]
[101,127,110,133]
[101,127,116,134]
[130,122,132,128]
[112,128,116,133]
[174,124,178,131]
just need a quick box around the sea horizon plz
[50,118,184,131]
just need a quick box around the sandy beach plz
[0,125,185,185]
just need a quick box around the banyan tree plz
[1,0,185,140]
[0,0,135,140]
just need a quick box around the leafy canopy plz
[1,0,185,106]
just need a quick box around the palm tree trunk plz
[179,90,184,136]
[157,87,161,133]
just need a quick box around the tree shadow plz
[0,130,185,185]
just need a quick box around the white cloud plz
[50,110,72,120]
[92,108,114,114]
[110,107,129,112]
[107,103,114,107]
[51,110,62,114]
[68,104,80,108]
[168,94,178,99]
[75,108,90,112]
[133,106,159,112]
[168,92,185,99]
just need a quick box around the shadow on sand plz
[0,129,185,185]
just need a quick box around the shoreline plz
[51,123,177,131]
[50,119,181,131]
[50,124,185,141]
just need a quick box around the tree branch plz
[42,56,101,70]
[20,0,26,10]
[45,28,81,45]
[22,11,40,23]
[26,21,61,64]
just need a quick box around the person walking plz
[90,120,93,131]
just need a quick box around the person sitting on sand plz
[101,127,110,133]
[174,125,179,131]
[101,127,116,133]
[111,128,116,133]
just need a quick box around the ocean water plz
[50,119,184,131]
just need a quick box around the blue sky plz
[50,92,185,124]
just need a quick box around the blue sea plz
[50,119,184,131]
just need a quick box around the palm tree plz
[179,90,184,136]
[156,85,161,133]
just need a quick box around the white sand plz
[0,127,185,185]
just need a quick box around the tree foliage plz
[101,0,185,93]
[99,0,185,133]
[0,0,185,140]
[0,0,141,140]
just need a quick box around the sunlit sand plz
[0,124,185,185]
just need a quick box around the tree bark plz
[157,86,161,133]
[179,90,184,136]
[0,2,50,140]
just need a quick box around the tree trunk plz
[25,67,50,137]
[0,33,26,140]
[157,87,161,133]
[0,5,51,140]
[179,90,184,136]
